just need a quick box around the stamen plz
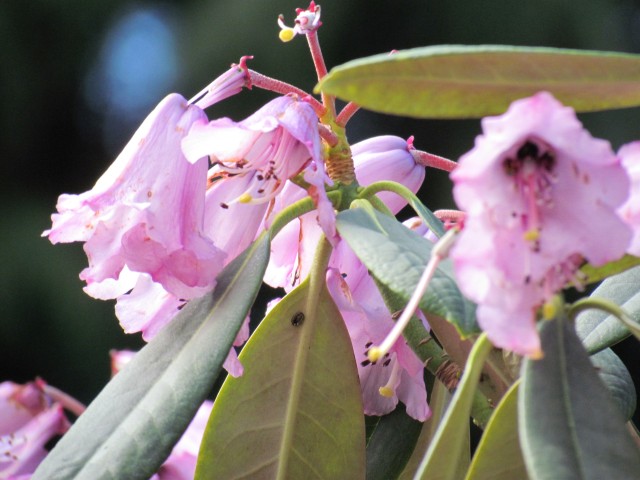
[378,360,401,398]
[367,228,459,363]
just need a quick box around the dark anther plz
[365,341,373,348]
[361,359,371,367]
[383,358,391,367]
[220,202,229,209]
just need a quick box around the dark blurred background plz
[2,0,640,409]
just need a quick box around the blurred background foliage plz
[2,0,640,409]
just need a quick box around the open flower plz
[451,92,631,356]
[617,142,640,256]
[0,381,70,479]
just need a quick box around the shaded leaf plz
[590,348,637,421]
[365,404,423,480]
[519,315,640,480]
[336,206,478,336]
[465,381,528,480]
[195,277,365,479]
[414,334,492,480]
[575,265,640,354]
[317,45,640,118]
[32,234,271,480]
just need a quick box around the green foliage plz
[575,266,640,353]
[413,334,491,480]
[519,315,640,480]
[465,382,528,480]
[195,277,365,479]
[32,234,270,480]
[365,405,423,480]
[317,45,640,118]
[336,204,478,336]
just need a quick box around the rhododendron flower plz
[326,240,430,421]
[44,94,223,301]
[618,142,640,256]
[451,92,631,356]
[0,381,69,478]
[264,135,424,290]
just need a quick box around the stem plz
[411,150,458,173]
[336,102,360,126]
[568,297,636,332]
[37,380,86,417]
[318,124,339,147]
[268,190,342,240]
[247,69,326,116]
[306,31,336,120]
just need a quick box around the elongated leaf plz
[195,277,365,479]
[317,45,640,118]
[465,381,528,480]
[398,380,452,480]
[32,234,270,480]
[414,334,492,480]
[590,348,637,421]
[519,315,640,480]
[579,254,640,285]
[336,206,478,336]
[365,405,423,480]
[575,265,640,353]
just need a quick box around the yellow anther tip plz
[529,348,544,360]
[367,346,382,363]
[279,29,295,42]
[237,193,253,204]
[523,229,540,242]
[542,301,556,320]
[378,386,394,398]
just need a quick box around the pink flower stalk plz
[0,381,70,478]
[617,142,640,256]
[451,92,632,357]
[110,351,213,479]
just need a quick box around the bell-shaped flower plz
[263,135,425,291]
[0,381,70,478]
[618,142,640,256]
[326,240,430,421]
[451,92,632,356]
[44,94,224,301]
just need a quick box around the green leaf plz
[195,277,365,479]
[317,45,640,118]
[365,405,423,480]
[336,206,478,336]
[519,315,640,480]
[575,265,640,354]
[579,254,640,285]
[414,334,492,480]
[590,348,637,421]
[32,234,271,480]
[465,381,528,480]
[398,380,453,480]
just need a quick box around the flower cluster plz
[450,92,633,357]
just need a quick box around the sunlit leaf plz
[336,205,478,336]
[465,381,528,480]
[317,45,640,118]
[579,254,640,285]
[575,265,640,354]
[32,234,270,480]
[414,334,492,480]
[398,380,452,480]
[195,277,365,479]
[519,315,640,480]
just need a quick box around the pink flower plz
[44,94,224,301]
[618,142,640,256]
[451,92,632,356]
[0,381,70,478]
[263,135,424,290]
